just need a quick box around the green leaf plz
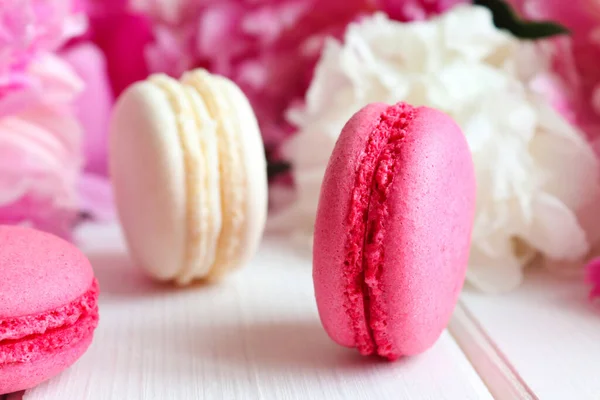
[265,146,291,180]
[267,161,291,180]
[474,0,570,39]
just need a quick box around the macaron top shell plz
[0,226,95,319]
[313,102,476,359]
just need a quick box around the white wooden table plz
[4,223,600,399]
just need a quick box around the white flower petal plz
[529,100,600,208]
[524,193,589,260]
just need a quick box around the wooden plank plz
[23,223,492,400]
[453,269,600,400]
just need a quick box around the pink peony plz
[132,0,467,153]
[62,42,113,176]
[62,42,116,221]
[508,0,600,144]
[136,0,374,152]
[0,54,84,238]
[0,1,89,237]
[84,0,153,95]
[56,1,149,204]
[383,0,468,21]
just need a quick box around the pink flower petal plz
[586,257,600,299]
[509,0,600,144]
[0,0,86,81]
[90,11,153,95]
[78,173,115,221]
[0,55,83,239]
[62,42,114,176]
[141,0,454,156]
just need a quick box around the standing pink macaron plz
[0,226,99,394]
[313,102,476,360]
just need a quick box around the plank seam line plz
[448,300,538,400]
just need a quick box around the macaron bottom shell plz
[0,334,93,394]
[0,279,99,395]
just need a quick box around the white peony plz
[276,5,600,293]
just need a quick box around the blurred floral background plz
[2,0,600,295]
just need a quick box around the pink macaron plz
[0,226,99,394]
[313,102,476,360]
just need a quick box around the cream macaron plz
[109,69,267,284]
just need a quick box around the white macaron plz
[109,69,267,284]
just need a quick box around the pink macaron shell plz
[313,102,389,350]
[0,226,94,319]
[0,334,93,394]
[371,106,475,357]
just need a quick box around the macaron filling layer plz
[209,77,248,277]
[178,86,221,283]
[183,71,248,278]
[150,75,215,283]
[342,102,415,359]
[0,279,99,365]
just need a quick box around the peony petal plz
[530,100,600,208]
[91,12,153,95]
[78,173,115,221]
[0,53,83,237]
[525,193,589,261]
[62,42,114,176]
[27,54,84,103]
